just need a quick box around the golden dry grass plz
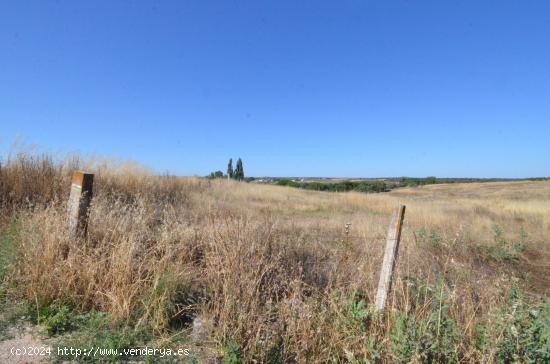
[1,153,549,362]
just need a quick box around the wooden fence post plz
[375,205,406,312]
[67,171,94,237]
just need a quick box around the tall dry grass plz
[1,152,549,362]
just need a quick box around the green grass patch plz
[0,219,21,339]
[27,301,195,363]
[0,219,18,297]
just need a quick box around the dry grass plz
[1,153,549,362]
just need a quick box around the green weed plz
[496,285,550,362]
[37,302,74,335]
[223,341,242,364]
[390,277,460,363]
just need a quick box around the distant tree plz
[425,176,437,185]
[207,170,224,179]
[276,179,299,187]
[227,158,234,180]
[235,158,244,181]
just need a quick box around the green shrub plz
[223,341,242,364]
[390,278,461,363]
[476,225,519,262]
[37,302,74,335]
[496,285,550,362]
[429,229,443,248]
[474,323,488,353]
[276,179,299,188]
[0,221,18,298]
[265,338,284,364]
[391,312,421,362]
[347,294,368,320]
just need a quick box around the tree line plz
[276,176,440,194]
[275,176,536,194]
[276,179,389,193]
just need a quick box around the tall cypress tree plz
[235,158,244,181]
[227,158,234,180]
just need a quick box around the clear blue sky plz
[1,1,549,178]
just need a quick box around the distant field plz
[1,154,549,362]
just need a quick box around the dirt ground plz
[0,324,47,364]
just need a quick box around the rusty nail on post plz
[375,205,406,312]
[67,171,94,237]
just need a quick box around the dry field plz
[1,153,549,362]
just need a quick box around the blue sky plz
[1,1,549,178]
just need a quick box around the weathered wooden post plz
[375,205,406,312]
[67,171,94,237]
